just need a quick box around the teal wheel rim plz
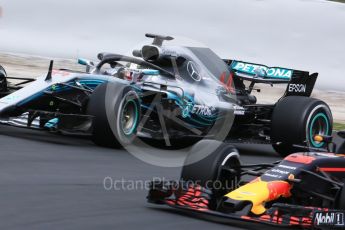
[309,112,330,148]
[121,99,139,136]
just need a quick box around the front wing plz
[147,181,344,229]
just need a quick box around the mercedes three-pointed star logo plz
[187,61,201,81]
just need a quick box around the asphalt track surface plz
[0,126,281,230]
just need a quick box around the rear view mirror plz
[78,58,95,73]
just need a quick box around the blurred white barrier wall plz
[0,0,344,90]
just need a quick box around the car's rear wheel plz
[271,96,333,157]
[87,82,140,148]
[180,140,241,208]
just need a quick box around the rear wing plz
[224,60,318,97]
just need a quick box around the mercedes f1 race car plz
[0,34,333,156]
[147,132,345,229]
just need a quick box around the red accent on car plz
[284,154,315,164]
[52,70,70,77]
[267,181,292,201]
[173,186,209,212]
[319,167,345,172]
[226,72,235,93]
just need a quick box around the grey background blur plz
[0,0,344,90]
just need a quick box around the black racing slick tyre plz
[87,82,141,148]
[181,140,241,202]
[271,96,333,157]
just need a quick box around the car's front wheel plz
[180,140,241,209]
[87,82,140,148]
